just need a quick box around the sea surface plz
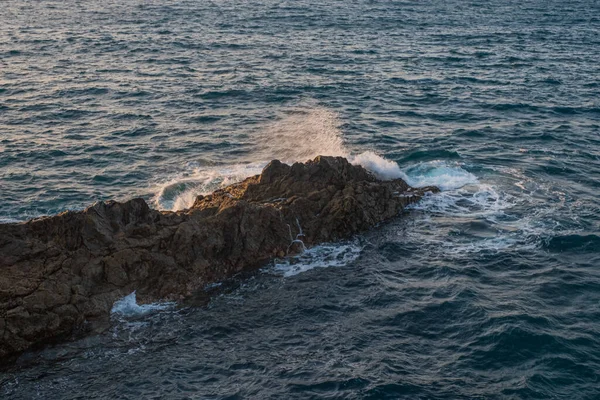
[1,0,600,398]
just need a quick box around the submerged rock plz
[0,156,438,360]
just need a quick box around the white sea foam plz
[402,160,479,190]
[396,160,514,220]
[272,242,362,277]
[349,151,409,181]
[111,292,175,318]
[409,184,513,218]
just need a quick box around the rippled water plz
[2,0,600,398]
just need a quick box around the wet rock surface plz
[0,156,438,361]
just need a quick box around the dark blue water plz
[2,0,600,398]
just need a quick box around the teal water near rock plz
[1,0,600,398]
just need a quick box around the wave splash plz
[154,108,351,211]
[348,151,409,181]
[111,292,175,318]
[154,107,427,211]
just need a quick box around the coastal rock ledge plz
[0,156,438,360]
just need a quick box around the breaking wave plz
[349,151,409,181]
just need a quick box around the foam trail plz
[409,184,512,217]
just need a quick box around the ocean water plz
[1,0,600,398]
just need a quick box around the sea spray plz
[253,107,349,163]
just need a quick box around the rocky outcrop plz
[0,156,438,360]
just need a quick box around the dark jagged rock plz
[0,156,438,360]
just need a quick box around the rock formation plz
[0,156,438,360]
